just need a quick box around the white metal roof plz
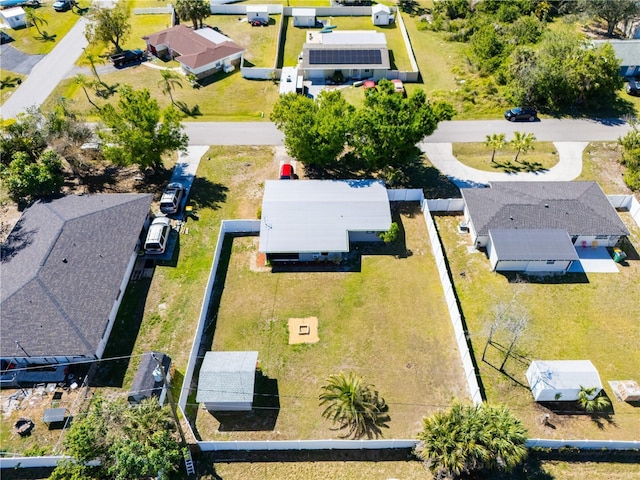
[1,7,25,19]
[372,4,390,14]
[489,229,579,261]
[196,351,258,404]
[292,8,316,16]
[279,67,299,95]
[259,180,391,253]
[319,30,387,46]
[194,28,232,45]
[526,360,603,394]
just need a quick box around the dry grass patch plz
[192,207,468,441]
[434,214,640,441]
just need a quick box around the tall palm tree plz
[484,133,506,164]
[577,386,611,413]
[416,402,528,479]
[511,131,536,163]
[74,74,100,110]
[319,372,389,439]
[24,7,48,37]
[84,51,105,86]
[158,69,183,106]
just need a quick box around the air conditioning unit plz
[223,64,235,73]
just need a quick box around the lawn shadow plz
[1,75,21,89]
[497,271,589,284]
[175,101,202,117]
[91,278,152,388]
[34,32,57,42]
[210,371,280,431]
[481,343,530,390]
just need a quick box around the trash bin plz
[612,248,627,263]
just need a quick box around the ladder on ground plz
[184,450,196,476]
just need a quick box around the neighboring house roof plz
[461,181,629,237]
[259,180,391,254]
[143,25,244,69]
[0,6,25,19]
[489,229,579,261]
[196,351,258,404]
[526,360,603,399]
[1,194,152,358]
[301,31,390,70]
[592,39,640,66]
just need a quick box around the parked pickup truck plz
[110,49,145,68]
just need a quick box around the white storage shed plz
[246,5,269,22]
[1,7,27,29]
[371,4,392,26]
[526,360,603,402]
[293,8,316,27]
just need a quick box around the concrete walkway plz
[419,141,588,187]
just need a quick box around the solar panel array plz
[308,49,382,65]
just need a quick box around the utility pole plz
[151,353,187,446]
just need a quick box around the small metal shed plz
[246,5,269,22]
[1,7,27,29]
[293,8,316,27]
[371,4,392,26]
[196,351,258,411]
[526,360,603,402]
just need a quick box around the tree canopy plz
[85,3,131,52]
[271,82,452,173]
[619,121,640,190]
[175,0,211,29]
[51,396,183,480]
[97,86,189,171]
[0,150,64,203]
[415,402,528,479]
[579,0,640,37]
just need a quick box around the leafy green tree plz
[96,86,188,171]
[577,386,612,413]
[484,133,506,163]
[349,79,453,170]
[158,69,184,106]
[579,0,640,37]
[379,222,400,243]
[24,7,48,37]
[415,402,528,479]
[175,0,211,29]
[74,74,100,110]
[511,131,535,163]
[271,90,354,168]
[618,122,640,190]
[319,371,390,439]
[1,150,64,203]
[85,3,131,53]
[84,51,105,86]
[54,397,182,480]
[0,109,47,165]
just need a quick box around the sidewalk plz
[419,142,588,188]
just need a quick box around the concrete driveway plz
[0,44,44,75]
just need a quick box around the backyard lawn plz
[192,205,468,441]
[433,212,640,441]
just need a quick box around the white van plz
[144,217,171,254]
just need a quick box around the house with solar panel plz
[298,30,391,82]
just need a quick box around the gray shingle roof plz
[196,351,258,404]
[489,229,579,261]
[461,182,629,237]
[1,194,152,358]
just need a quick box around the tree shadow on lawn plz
[492,159,548,174]
[538,393,617,431]
[189,176,228,211]
[209,371,280,432]
[543,96,637,124]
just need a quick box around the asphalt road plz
[183,118,634,146]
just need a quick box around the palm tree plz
[24,7,48,37]
[175,0,210,30]
[74,74,100,110]
[319,372,389,439]
[484,133,506,164]
[577,386,611,413]
[415,402,528,479]
[158,69,183,106]
[511,131,536,163]
[84,51,105,86]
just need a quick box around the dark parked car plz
[250,18,269,26]
[504,107,538,122]
[626,80,640,96]
[53,0,72,11]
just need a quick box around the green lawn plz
[452,142,560,173]
[434,212,640,442]
[192,208,467,441]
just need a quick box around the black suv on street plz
[504,107,538,122]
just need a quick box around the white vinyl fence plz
[421,207,483,405]
[426,198,465,212]
[526,439,640,450]
[387,188,423,202]
[199,439,416,452]
[608,194,640,227]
